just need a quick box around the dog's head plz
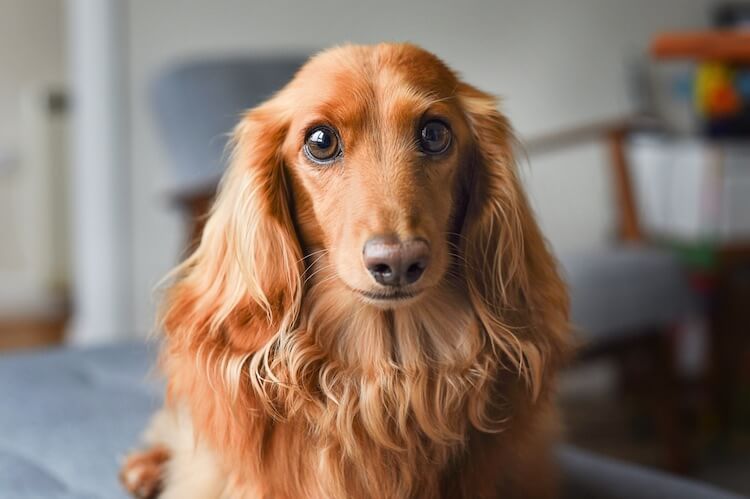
[275,45,473,306]
[164,43,568,389]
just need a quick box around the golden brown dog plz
[120,43,571,499]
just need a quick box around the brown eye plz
[419,120,451,154]
[304,126,341,163]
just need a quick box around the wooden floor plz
[0,317,66,352]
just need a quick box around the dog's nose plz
[363,236,430,286]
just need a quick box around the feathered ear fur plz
[457,83,571,402]
[161,99,302,364]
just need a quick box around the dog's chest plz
[262,373,475,499]
[269,424,460,499]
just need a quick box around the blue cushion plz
[0,343,161,498]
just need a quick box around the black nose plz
[363,236,430,286]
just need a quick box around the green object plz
[655,238,719,271]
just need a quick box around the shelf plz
[651,30,750,63]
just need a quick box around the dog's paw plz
[119,446,170,499]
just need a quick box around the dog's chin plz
[351,287,427,309]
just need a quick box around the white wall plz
[127,0,718,334]
[0,0,67,314]
[0,1,65,150]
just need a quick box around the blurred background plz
[1,0,748,494]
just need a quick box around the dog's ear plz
[161,99,302,356]
[457,83,571,402]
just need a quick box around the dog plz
[120,42,571,499]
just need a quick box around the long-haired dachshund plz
[121,43,571,499]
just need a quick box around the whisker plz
[300,249,329,268]
[303,263,336,286]
[303,252,330,277]
[424,93,456,106]
[444,231,469,242]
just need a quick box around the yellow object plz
[695,63,737,117]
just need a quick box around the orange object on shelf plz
[651,30,750,62]
[710,84,742,115]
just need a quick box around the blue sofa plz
[0,343,742,498]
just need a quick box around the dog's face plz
[277,46,473,307]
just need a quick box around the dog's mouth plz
[353,287,423,306]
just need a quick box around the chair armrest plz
[558,446,743,499]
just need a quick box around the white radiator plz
[628,135,750,244]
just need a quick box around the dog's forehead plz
[287,44,460,126]
[308,44,454,91]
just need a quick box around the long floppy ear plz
[458,83,571,402]
[161,99,302,356]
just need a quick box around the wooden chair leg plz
[613,332,693,474]
[652,331,693,473]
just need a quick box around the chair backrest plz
[150,56,307,194]
[524,117,653,243]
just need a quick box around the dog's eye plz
[304,126,341,163]
[419,120,451,155]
